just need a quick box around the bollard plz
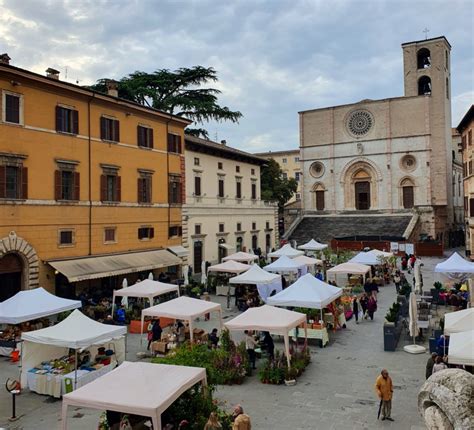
[9,389,20,421]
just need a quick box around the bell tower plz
[401,36,453,238]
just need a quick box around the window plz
[168,226,182,237]
[194,224,201,235]
[3,93,21,124]
[282,172,288,180]
[282,158,287,164]
[56,106,78,134]
[464,197,468,212]
[470,161,473,176]
[59,229,74,246]
[100,117,120,142]
[236,222,242,231]
[168,175,182,204]
[104,227,116,243]
[218,177,225,198]
[138,227,154,240]
[218,162,223,170]
[0,165,27,199]
[55,169,80,200]
[236,179,242,199]
[137,126,153,148]
[470,199,474,218]
[194,157,200,166]
[469,130,472,146]
[252,235,258,251]
[236,165,240,173]
[252,222,256,230]
[167,134,182,153]
[309,162,325,178]
[219,223,225,233]
[462,135,467,150]
[194,176,201,196]
[296,193,301,200]
[295,172,301,181]
[265,221,270,229]
[100,169,121,202]
[137,174,152,203]
[251,181,257,200]
[251,168,255,175]
[295,157,300,162]
[316,190,324,210]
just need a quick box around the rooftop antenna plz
[422,28,430,40]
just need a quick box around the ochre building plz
[0,55,190,300]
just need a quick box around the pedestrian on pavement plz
[375,369,394,422]
[367,296,377,321]
[245,330,257,370]
[352,295,360,324]
[262,331,275,359]
[432,355,448,373]
[149,319,162,350]
[360,293,369,319]
[204,411,222,430]
[425,352,437,379]
[393,272,401,294]
[232,404,252,430]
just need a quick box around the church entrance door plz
[355,181,370,210]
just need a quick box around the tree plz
[87,67,242,136]
[261,159,298,208]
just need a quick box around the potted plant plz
[284,367,297,386]
[431,281,443,304]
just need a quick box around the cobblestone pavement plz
[0,253,450,429]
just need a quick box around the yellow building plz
[0,55,190,301]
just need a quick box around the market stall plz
[225,305,307,368]
[21,310,126,397]
[434,252,474,275]
[222,251,259,264]
[229,264,282,302]
[349,251,380,266]
[61,361,207,430]
[297,238,328,251]
[369,249,393,258]
[268,244,304,259]
[448,330,474,366]
[292,255,322,274]
[207,260,250,297]
[326,262,371,286]
[140,296,223,342]
[264,255,306,275]
[443,308,474,335]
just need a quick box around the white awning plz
[219,243,235,250]
[48,249,182,283]
[167,245,188,258]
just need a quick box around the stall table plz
[290,326,329,347]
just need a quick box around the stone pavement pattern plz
[0,254,448,429]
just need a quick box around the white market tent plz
[21,310,126,388]
[369,249,393,258]
[267,273,342,309]
[298,239,328,251]
[222,252,259,263]
[225,305,307,368]
[434,252,474,274]
[326,262,371,285]
[0,288,81,325]
[264,255,306,273]
[112,280,179,312]
[207,260,250,274]
[61,361,207,430]
[444,308,474,335]
[448,330,474,366]
[349,251,380,266]
[293,255,322,267]
[229,264,282,301]
[268,244,304,259]
[140,296,223,341]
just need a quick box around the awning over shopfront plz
[48,249,182,283]
[167,245,188,258]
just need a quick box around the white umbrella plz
[183,264,189,286]
[414,261,422,294]
[121,278,128,308]
[148,272,154,280]
[201,261,207,285]
[404,292,426,354]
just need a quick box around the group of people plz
[244,330,274,370]
[203,405,251,430]
[146,319,186,351]
[352,292,378,323]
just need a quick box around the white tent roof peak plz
[435,252,474,274]
[349,251,381,266]
[264,255,305,273]
[0,287,81,324]
[326,262,371,275]
[298,239,328,251]
[142,296,221,321]
[293,255,323,266]
[222,252,258,262]
[229,264,280,285]
[207,260,250,274]
[113,279,179,299]
[369,249,393,258]
[267,273,342,309]
[268,244,304,258]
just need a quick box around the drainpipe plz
[87,95,95,255]
[166,118,171,240]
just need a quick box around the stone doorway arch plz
[0,231,39,292]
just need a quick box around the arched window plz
[401,178,415,209]
[236,236,243,252]
[418,76,431,95]
[417,48,431,69]
[251,235,258,252]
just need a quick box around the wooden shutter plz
[21,167,28,199]
[0,165,5,198]
[116,175,121,202]
[55,106,63,132]
[137,126,143,147]
[316,190,325,211]
[73,172,80,200]
[403,186,414,209]
[72,110,79,134]
[150,227,154,239]
[177,135,182,153]
[470,199,474,217]
[100,117,106,140]
[100,174,107,201]
[137,178,143,203]
[148,128,154,149]
[55,170,62,200]
[194,176,201,196]
[167,134,173,152]
[114,120,120,142]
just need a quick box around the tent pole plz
[111,292,115,317]
[74,349,78,389]
[283,334,291,369]
[189,319,194,342]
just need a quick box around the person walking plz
[375,369,394,422]
[393,272,401,294]
[149,319,162,349]
[367,296,377,321]
[360,293,369,319]
[425,352,437,379]
[245,330,257,370]
[204,412,222,430]
[232,404,252,430]
[352,295,360,324]
[262,331,275,359]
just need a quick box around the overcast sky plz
[1,0,473,152]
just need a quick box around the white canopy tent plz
[21,310,126,388]
[207,260,250,274]
[326,262,371,285]
[0,288,81,325]
[369,249,393,258]
[434,252,474,275]
[267,273,342,309]
[264,255,306,274]
[349,252,381,266]
[225,305,307,368]
[268,244,304,259]
[293,255,323,267]
[140,296,223,341]
[61,362,207,430]
[298,239,328,251]
[222,252,259,263]
[444,308,474,335]
[448,330,474,366]
[112,280,180,313]
[229,264,282,302]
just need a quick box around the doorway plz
[355,181,370,210]
[218,238,227,262]
[193,241,203,273]
[0,253,23,301]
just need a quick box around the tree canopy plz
[88,66,242,138]
[261,159,298,208]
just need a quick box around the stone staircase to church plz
[289,214,413,245]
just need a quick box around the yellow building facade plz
[0,58,190,300]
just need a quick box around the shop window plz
[100,116,120,142]
[137,125,153,148]
[59,229,74,246]
[138,227,154,240]
[167,134,182,153]
[2,92,22,124]
[104,227,116,243]
[56,106,79,134]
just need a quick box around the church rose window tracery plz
[345,109,374,137]
[309,161,325,178]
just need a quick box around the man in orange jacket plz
[375,369,394,421]
[232,404,252,430]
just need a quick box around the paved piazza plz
[0,255,450,429]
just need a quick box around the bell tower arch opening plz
[417,48,431,69]
[418,76,432,95]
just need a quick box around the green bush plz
[258,348,310,384]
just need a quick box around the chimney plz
[221,140,227,146]
[0,53,11,65]
[46,68,60,80]
[105,79,119,97]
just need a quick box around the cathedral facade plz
[296,36,462,245]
